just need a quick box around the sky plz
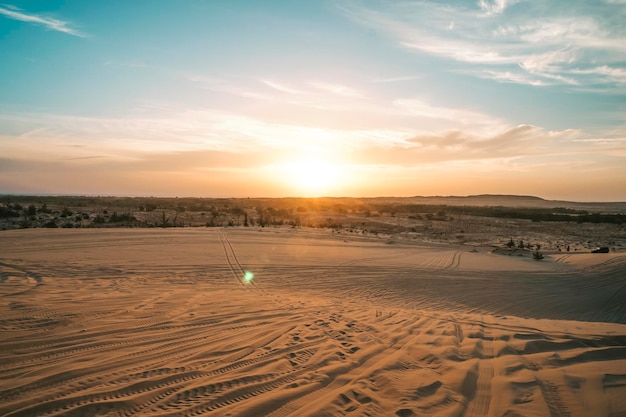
[1,0,625,201]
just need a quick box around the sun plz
[282,158,341,196]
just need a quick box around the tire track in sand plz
[220,231,247,286]
[220,231,267,295]
[463,318,493,417]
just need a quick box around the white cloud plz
[569,66,626,85]
[180,73,385,121]
[407,124,548,159]
[470,69,548,86]
[309,82,366,99]
[514,18,602,44]
[402,39,515,64]
[478,0,520,16]
[347,124,611,169]
[0,109,412,165]
[392,98,506,131]
[337,0,626,89]
[518,49,577,73]
[0,4,86,37]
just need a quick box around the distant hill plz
[2,193,625,213]
[387,194,626,212]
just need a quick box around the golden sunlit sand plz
[3,0,626,415]
[2,227,626,417]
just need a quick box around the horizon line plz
[2,193,625,205]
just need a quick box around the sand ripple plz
[1,229,625,416]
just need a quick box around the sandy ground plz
[1,228,625,417]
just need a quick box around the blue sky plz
[1,0,625,200]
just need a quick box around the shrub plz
[0,206,19,218]
[44,220,58,228]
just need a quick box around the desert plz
[3,1,626,415]
[1,196,626,417]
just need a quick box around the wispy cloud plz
[352,124,615,168]
[260,79,367,100]
[2,104,618,166]
[470,69,548,86]
[181,71,528,134]
[0,109,408,163]
[478,0,520,16]
[393,99,504,127]
[337,0,626,89]
[261,80,306,95]
[569,65,626,85]
[181,73,380,118]
[309,82,366,99]
[0,4,86,37]
[1,106,623,198]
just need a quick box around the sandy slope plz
[1,228,625,417]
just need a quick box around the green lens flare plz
[244,271,254,283]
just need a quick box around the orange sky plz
[1,1,625,201]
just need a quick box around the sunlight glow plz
[282,158,342,196]
[243,271,254,283]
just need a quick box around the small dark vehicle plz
[591,246,610,253]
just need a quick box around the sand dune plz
[1,228,625,416]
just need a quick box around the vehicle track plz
[219,231,247,286]
[463,319,493,417]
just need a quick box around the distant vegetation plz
[1,195,624,231]
[389,204,626,225]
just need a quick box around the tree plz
[93,215,107,224]
[61,207,73,218]
[159,211,169,227]
[506,238,515,248]
[231,207,245,226]
[0,206,19,218]
[532,250,544,260]
[39,203,51,214]
[258,212,266,227]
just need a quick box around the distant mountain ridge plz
[469,194,545,200]
[402,194,626,212]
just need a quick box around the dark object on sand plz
[591,246,610,253]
